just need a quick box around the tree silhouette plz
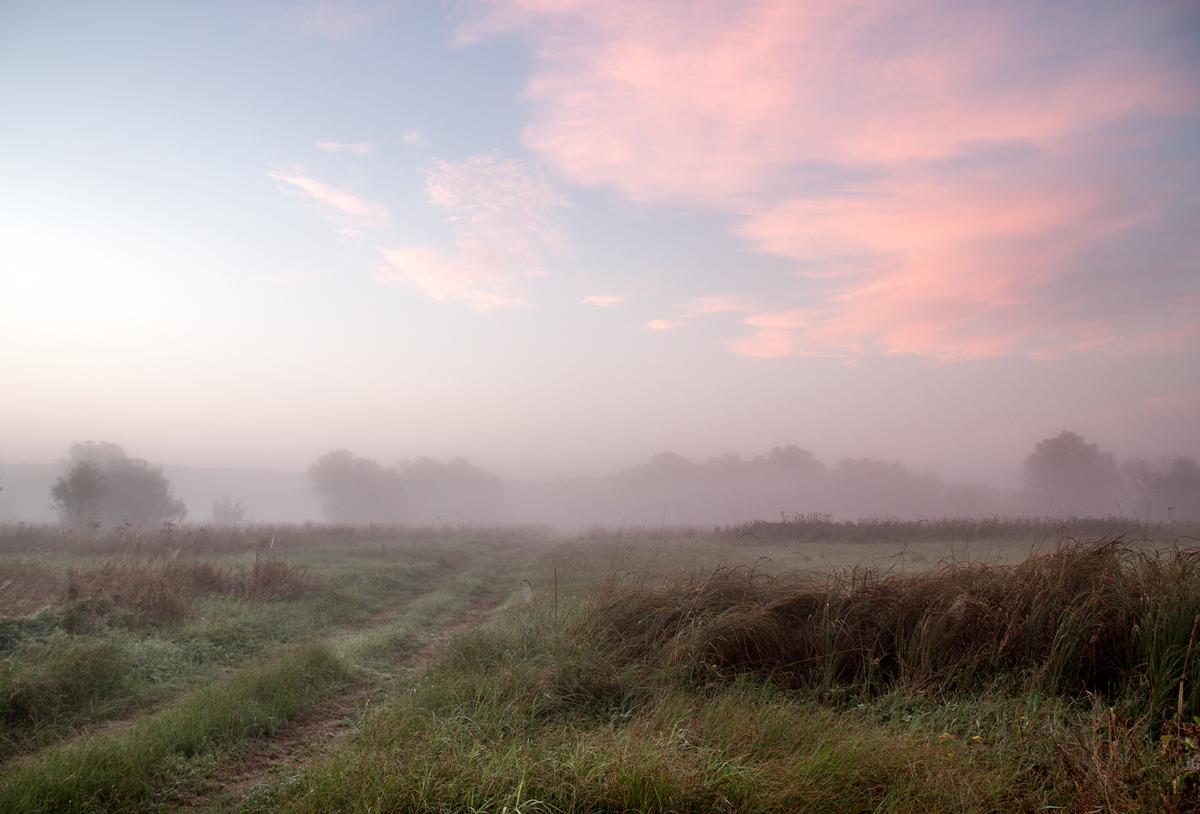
[309,450,405,523]
[398,456,506,523]
[1023,431,1119,516]
[51,459,107,530]
[1124,456,1200,520]
[52,442,186,530]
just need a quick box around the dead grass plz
[0,560,64,619]
[576,537,1200,719]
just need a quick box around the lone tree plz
[1023,431,1119,516]
[309,449,405,523]
[50,459,107,530]
[52,442,187,531]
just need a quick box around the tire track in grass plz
[0,644,349,813]
[176,578,522,812]
[0,544,535,813]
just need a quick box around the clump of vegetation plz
[575,538,1200,718]
[241,553,312,602]
[0,635,126,733]
[59,554,312,630]
[721,514,1197,545]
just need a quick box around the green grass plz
[0,524,547,812]
[5,523,1199,812]
[0,644,349,813]
[0,531,526,761]
[0,634,128,747]
[237,535,1200,814]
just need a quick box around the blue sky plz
[2,0,1198,486]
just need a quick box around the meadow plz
[0,516,1197,813]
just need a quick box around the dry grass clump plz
[240,553,313,601]
[722,515,1197,545]
[59,553,311,628]
[578,538,1200,718]
[0,560,65,619]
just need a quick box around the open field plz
[1,518,1198,812]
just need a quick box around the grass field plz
[1,517,1197,812]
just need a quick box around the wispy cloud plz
[401,129,426,147]
[581,294,625,307]
[293,1,385,38]
[315,141,373,154]
[378,153,569,309]
[644,296,751,332]
[468,0,1200,360]
[377,247,527,310]
[677,297,748,317]
[269,169,389,231]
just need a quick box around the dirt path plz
[177,592,507,813]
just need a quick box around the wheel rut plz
[177,591,507,813]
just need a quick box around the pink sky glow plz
[468,0,1200,361]
[3,0,1198,490]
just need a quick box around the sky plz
[2,0,1198,488]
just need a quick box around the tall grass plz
[721,514,1197,545]
[0,552,312,633]
[0,635,126,736]
[574,538,1200,719]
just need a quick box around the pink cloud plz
[466,0,1200,360]
[379,153,568,309]
[643,296,753,335]
[377,247,526,310]
[581,294,625,307]
[315,141,373,154]
[677,297,750,317]
[269,169,388,229]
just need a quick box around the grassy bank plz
[243,536,1200,813]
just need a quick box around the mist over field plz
[4,431,1196,530]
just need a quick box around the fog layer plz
[3,433,1196,529]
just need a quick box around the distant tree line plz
[44,433,1199,531]
[528,435,1199,524]
[1024,431,1200,520]
[308,450,506,524]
